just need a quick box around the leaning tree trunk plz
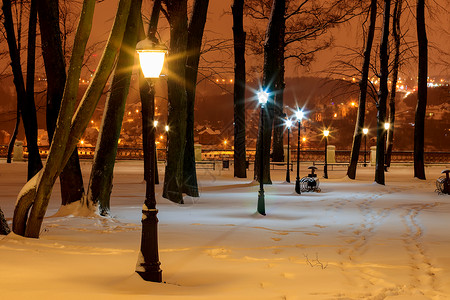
[2,0,42,179]
[375,0,391,185]
[232,0,247,178]
[254,0,285,184]
[0,207,10,235]
[414,0,427,180]
[271,18,286,163]
[182,0,209,197]
[163,0,189,204]
[13,0,130,238]
[86,0,141,216]
[347,0,377,179]
[37,0,85,206]
[386,0,402,168]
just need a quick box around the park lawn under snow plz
[1,159,449,299]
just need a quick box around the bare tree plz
[374,0,391,185]
[0,207,10,235]
[414,0,427,179]
[232,0,247,178]
[346,0,377,179]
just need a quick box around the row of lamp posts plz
[134,33,392,281]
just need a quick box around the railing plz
[1,145,449,164]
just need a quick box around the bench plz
[312,162,348,170]
[270,162,294,171]
[195,161,216,170]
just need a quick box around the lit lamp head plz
[165,125,169,132]
[323,130,330,137]
[363,128,369,135]
[295,110,304,120]
[136,38,167,78]
[153,120,158,127]
[384,122,390,130]
[257,90,269,105]
[285,119,293,128]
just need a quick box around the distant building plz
[198,128,221,145]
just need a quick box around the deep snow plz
[1,159,449,299]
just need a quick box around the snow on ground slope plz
[1,159,449,299]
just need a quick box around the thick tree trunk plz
[163,0,188,204]
[2,0,42,179]
[140,0,160,187]
[414,0,427,180]
[37,0,85,206]
[13,0,130,238]
[0,207,10,235]
[347,0,377,179]
[386,0,402,168]
[375,0,391,185]
[182,0,209,197]
[87,0,141,216]
[254,0,285,184]
[232,0,247,178]
[271,17,286,163]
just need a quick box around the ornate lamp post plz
[295,110,304,194]
[257,90,269,216]
[135,38,167,282]
[363,128,368,167]
[323,129,329,179]
[285,119,293,183]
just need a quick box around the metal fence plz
[1,145,449,164]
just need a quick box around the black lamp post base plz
[295,179,301,194]
[257,189,266,216]
[136,208,162,283]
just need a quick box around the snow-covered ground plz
[1,159,449,299]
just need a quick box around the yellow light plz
[302,137,306,142]
[160,135,164,140]
[136,39,167,78]
[165,125,169,132]
[351,102,356,107]
[136,109,139,113]
[323,130,329,137]
[128,111,131,115]
[91,120,94,124]
[154,120,158,127]
[363,128,368,134]
[334,113,337,118]
[80,140,85,145]
[224,140,227,145]
[384,123,390,130]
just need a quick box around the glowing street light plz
[384,122,390,130]
[363,128,369,167]
[135,36,167,283]
[295,110,305,194]
[323,130,329,179]
[257,89,269,215]
[285,119,293,183]
[153,120,158,127]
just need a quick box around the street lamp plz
[323,129,329,179]
[363,128,368,167]
[285,119,293,183]
[164,125,169,161]
[257,90,269,216]
[135,38,167,282]
[295,110,304,194]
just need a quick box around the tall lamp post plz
[135,38,167,282]
[295,110,304,194]
[164,125,169,162]
[323,129,329,179]
[285,119,292,183]
[257,90,268,216]
[363,128,368,167]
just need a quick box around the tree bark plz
[162,0,188,204]
[87,0,141,216]
[2,0,42,179]
[271,12,286,163]
[0,207,10,235]
[386,0,402,168]
[37,0,85,206]
[414,0,427,180]
[347,0,377,179]
[254,0,285,184]
[182,0,209,196]
[232,0,247,178]
[6,103,20,163]
[375,0,391,185]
